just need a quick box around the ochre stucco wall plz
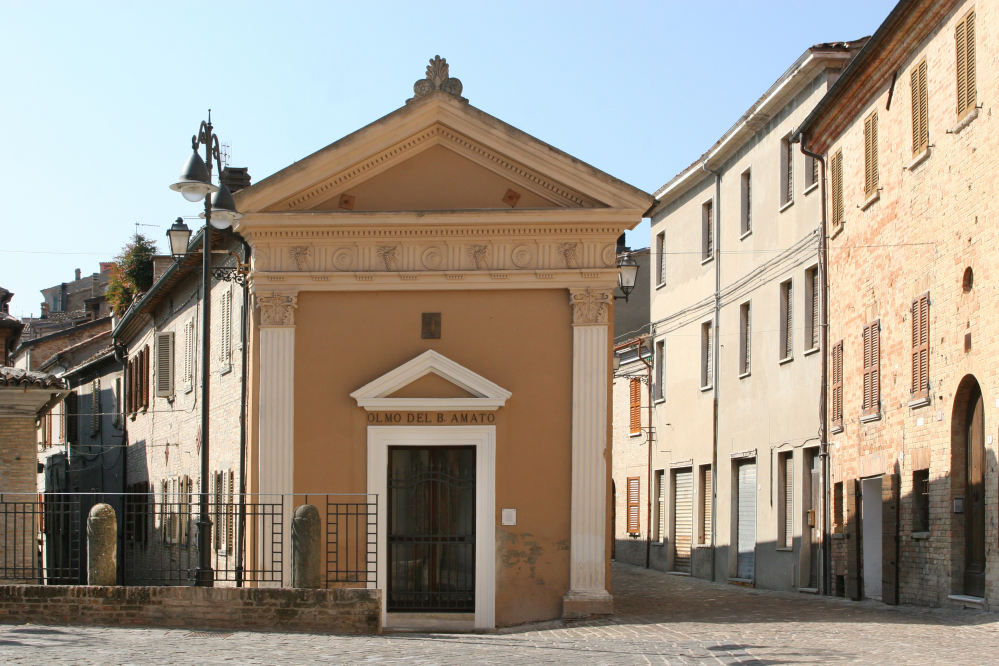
[293,288,574,626]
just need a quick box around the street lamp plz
[615,252,640,302]
[169,111,243,587]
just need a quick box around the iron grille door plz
[388,447,475,612]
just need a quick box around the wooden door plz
[965,390,986,597]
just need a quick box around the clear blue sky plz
[0,0,896,318]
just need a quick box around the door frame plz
[368,425,496,629]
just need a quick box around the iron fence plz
[0,492,376,589]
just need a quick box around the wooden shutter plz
[811,153,819,186]
[673,469,693,573]
[700,467,712,545]
[629,378,641,435]
[882,473,901,605]
[911,293,930,399]
[784,454,794,548]
[742,303,751,375]
[831,341,844,429]
[811,270,819,350]
[956,10,977,118]
[226,470,235,554]
[705,202,714,258]
[863,321,880,416]
[156,332,174,397]
[911,60,929,156]
[91,378,101,434]
[845,479,860,600]
[142,345,150,409]
[864,112,879,198]
[626,477,640,534]
[657,232,666,285]
[783,282,793,359]
[831,150,844,229]
[220,287,232,368]
[704,323,713,387]
[745,171,752,232]
[786,138,794,203]
[65,391,78,445]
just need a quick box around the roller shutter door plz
[737,459,757,580]
[673,469,692,573]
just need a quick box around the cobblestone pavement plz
[3,562,999,665]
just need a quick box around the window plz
[864,111,879,199]
[627,477,641,534]
[805,267,819,351]
[833,481,844,533]
[701,321,713,388]
[653,470,665,542]
[90,378,101,435]
[831,341,844,430]
[778,452,793,548]
[155,332,174,398]
[780,280,793,361]
[629,378,642,435]
[911,58,929,156]
[805,154,819,191]
[698,465,712,545]
[113,377,121,428]
[702,200,714,262]
[913,468,930,532]
[654,339,665,401]
[740,169,752,235]
[956,9,977,119]
[219,286,232,372]
[163,475,192,546]
[911,292,930,400]
[739,301,751,376]
[183,319,195,392]
[656,231,666,286]
[65,391,78,445]
[862,320,881,417]
[830,150,844,231]
[780,134,794,207]
[125,481,150,546]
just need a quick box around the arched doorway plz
[952,375,986,597]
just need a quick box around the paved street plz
[2,562,999,665]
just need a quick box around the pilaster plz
[564,287,614,618]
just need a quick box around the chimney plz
[91,274,100,297]
[74,268,81,281]
[152,256,173,283]
[40,302,49,318]
[220,167,252,193]
[99,262,115,274]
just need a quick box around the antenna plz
[220,141,231,170]
[134,220,159,240]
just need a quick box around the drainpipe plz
[797,134,830,596]
[641,337,653,569]
[702,162,721,583]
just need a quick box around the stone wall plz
[0,585,380,634]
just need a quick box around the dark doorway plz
[387,446,475,612]
[965,386,986,597]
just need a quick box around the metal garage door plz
[736,459,756,580]
[673,469,692,573]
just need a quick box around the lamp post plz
[167,112,243,587]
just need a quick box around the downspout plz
[702,162,721,583]
[224,231,251,587]
[641,336,653,569]
[797,134,830,596]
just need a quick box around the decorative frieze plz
[467,245,489,270]
[258,293,298,326]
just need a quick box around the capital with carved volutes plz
[258,292,298,326]
[569,287,613,326]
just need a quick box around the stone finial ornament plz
[409,56,465,102]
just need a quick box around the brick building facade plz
[796,0,996,607]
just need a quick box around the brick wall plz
[825,0,997,607]
[0,585,380,634]
[22,320,111,371]
[0,417,40,583]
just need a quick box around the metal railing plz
[0,492,377,589]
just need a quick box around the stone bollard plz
[87,503,116,586]
[292,504,322,588]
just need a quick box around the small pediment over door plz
[350,350,511,411]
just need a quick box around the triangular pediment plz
[350,350,511,411]
[234,93,653,216]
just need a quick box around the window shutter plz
[66,391,78,445]
[142,345,150,409]
[657,232,666,285]
[831,341,844,428]
[831,151,844,229]
[704,323,713,387]
[871,321,880,414]
[706,203,714,257]
[911,60,929,156]
[786,138,794,203]
[745,171,752,233]
[811,270,819,349]
[219,287,232,369]
[863,324,872,413]
[864,112,879,198]
[912,293,930,398]
[956,10,977,118]
[627,477,640,534]
[744,304,751,374]
[629,378,641,435]
[783,282,793,360]
[784,455,794,548]
[91,378,100,434]
[811,153,819,186]
[966,11,976,113]
[226,470,235,554]
[156,332,174,397]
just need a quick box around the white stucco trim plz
[351,349,512,412]
[367,425,496,630]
